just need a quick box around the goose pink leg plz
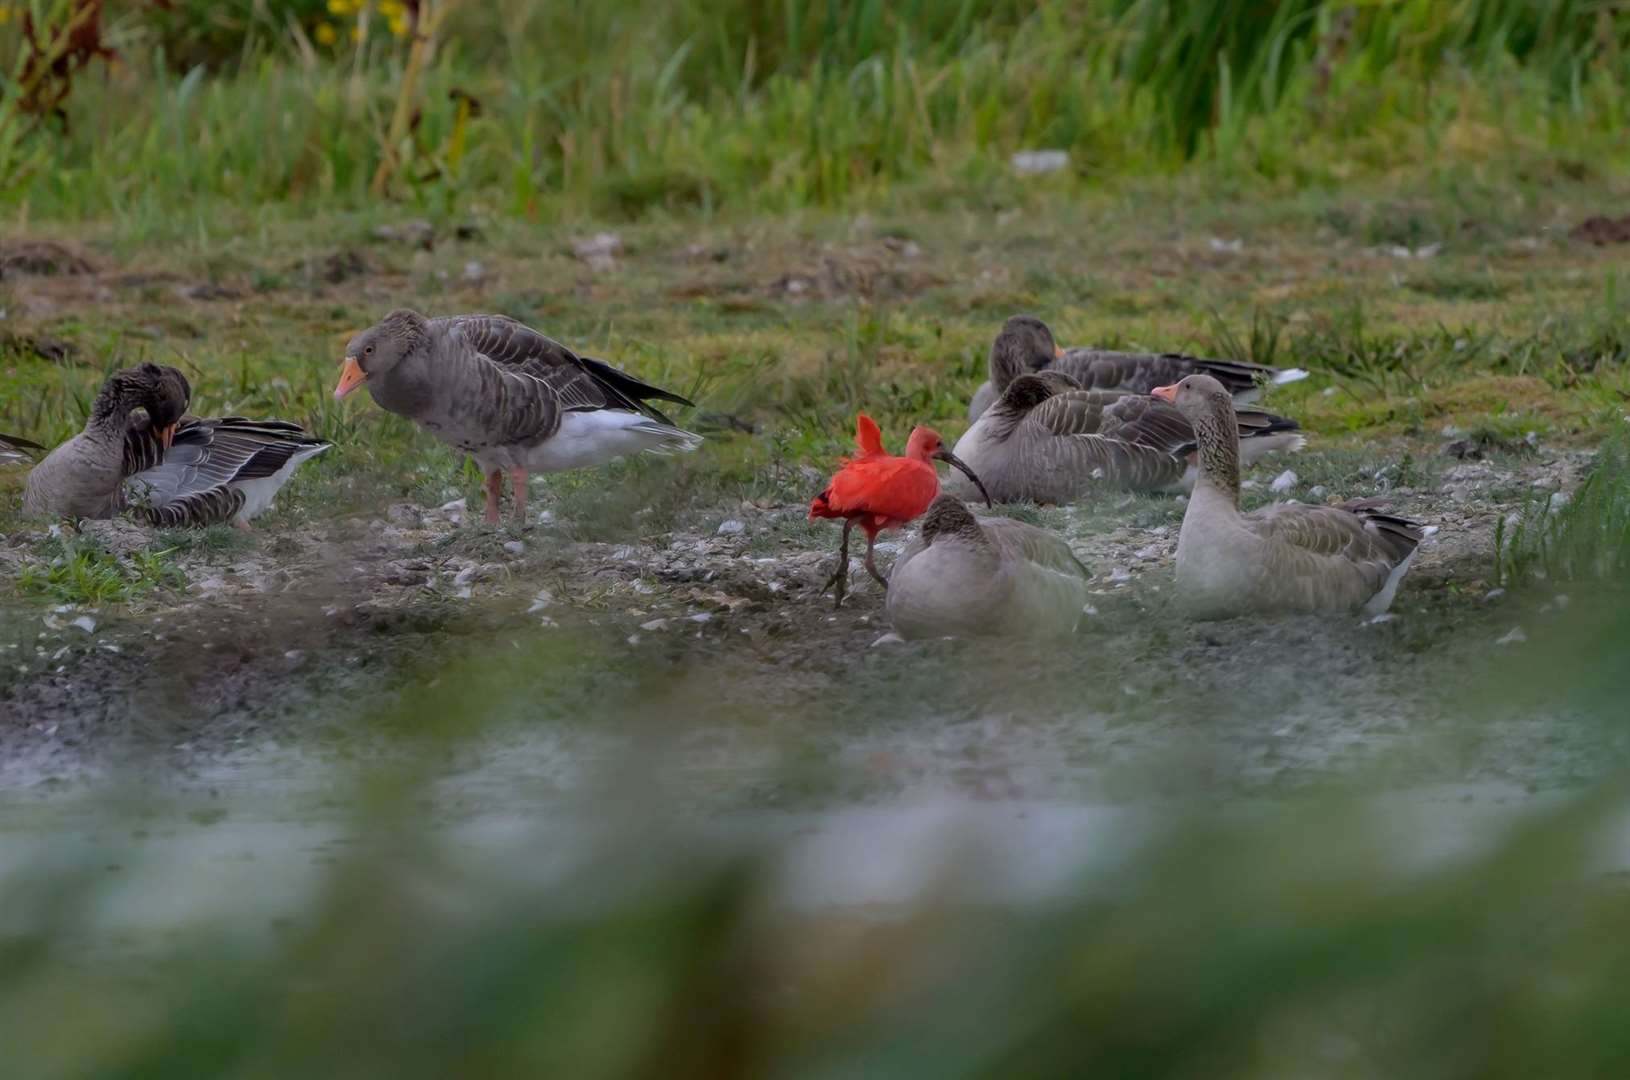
[484,470,503,525]
[510,470,528,526]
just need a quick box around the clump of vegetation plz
[1495,433,1630,589]
[14,535,181,604]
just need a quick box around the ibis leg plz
[820,518,855,609]
[863,532,889,591]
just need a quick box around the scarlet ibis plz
[808,413,991,608]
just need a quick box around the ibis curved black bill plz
[935,448,992,509]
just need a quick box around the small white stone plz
[1547,491,1571,514]
[626,633,641,645]
[1107,567,1133,584]
[536,510,555,525]
[439,498,467,512]
[1134,545,1162,561]
[503,540,525,555]
[454,585,473,600]
[526,589,554,613]
[716,519,746,536]
[1367,612,1395,625]
[1270,469,1298,494]
[1308,485,1328,500]
[1010,149,1069,175]
[871,632,904,647]
[1554,593,1571,610]
[640,618,669,631]
[688,612,713,623]
[462,260,485,282]
[1495,626,1527,646]
[452,565,480,586]
[1482,588,1506,603]
[69,616,96,633]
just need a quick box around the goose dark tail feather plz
[580,356,695,426]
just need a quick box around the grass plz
[1495,431,1630,589]
[1,2,1627,230]
[13,536,183,606]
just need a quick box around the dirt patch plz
[0,329,77,363]
[1571,214,1630,246]
[0,442,1605,799]
[0,240,95,277]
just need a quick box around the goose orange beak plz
[158,422,176,450]
[1054,345,1065,359]
[1152,383,1177,403]
[334,356,367,401]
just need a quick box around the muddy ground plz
[0,436,1611,805]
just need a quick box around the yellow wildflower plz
[325,0,350,15]
[351,24,363,43]
[387,14,408,37]
[0,6,11,27]
[314,21,337,45]
[379,0,404,15]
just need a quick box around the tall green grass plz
[3,1,1627,227]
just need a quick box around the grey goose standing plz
[24,363,328,527]
[947,371,1303,505]
[1154,374,1430,617]
[967,315,1307,421]
[886,495,1090,639]
[337,310,701,525]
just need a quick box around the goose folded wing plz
[451,314,689,426]
[1025,427,1188,492]
[129,419,308,503]
[984,518,1090,578]
[1094,394,1195,453]
[1247,503,1398,561]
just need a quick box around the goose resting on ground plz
[1153,374,1431,618]
[947,371,1303,504]
[886,495,1090,639]
[337,309,702,525]
[23,363,189,519]
[23,363,328,527]
[968,315,1307,421]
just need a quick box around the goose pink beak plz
[334,356,367,400]
[1152,383,1177,403]
[1054,345,1065,359]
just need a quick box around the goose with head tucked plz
[886,495,1090,639]
[23,363,189,519]
[1154,374,1431,618]
[968,315,1307,421]
[947,370,1303,505]
[23,363,328,527]
[337,309,701,526]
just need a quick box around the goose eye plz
[364,345,374,355]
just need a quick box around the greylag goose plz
[968,315,1307,421]
[123,416,331,528]
[1,431,45,465]
[947,371,1302,504]
[1154,374,1430,617]
[887,495,1090,639]
[337,309,701,525]
[23,363,189,519]
[23,363,327,527]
